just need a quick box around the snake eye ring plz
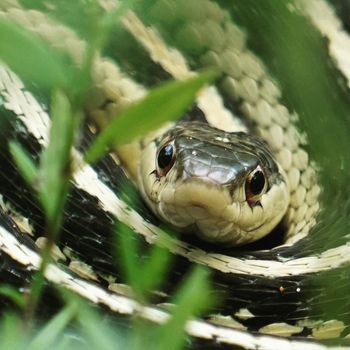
[156,141,176,176]
[245,165,267,206]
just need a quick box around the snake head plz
[138,121,289,246]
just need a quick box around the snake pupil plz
[250,170,265,195]
[157,143,175,175]
[245,167,267,205]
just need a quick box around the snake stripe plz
[0,1,350,349]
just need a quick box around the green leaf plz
[115,223,173,302]
[39,90,76,227]
[100,0,137,40]
[155,267,214,350]
[84,70,218,164]
[28,302,78,350]
[60,290,124,350]
[9,142,37,187]
[0,313,27,350]
[77,306,121,350]
[114,223,142,298]
[0,285,26,309]
[0,18,72,90]
[139,235,172,296]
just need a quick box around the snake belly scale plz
[0,1,350,350]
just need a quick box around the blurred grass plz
[0,17,73,90]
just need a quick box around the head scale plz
[138,122,289,246]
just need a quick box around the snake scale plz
[1,0,350,349]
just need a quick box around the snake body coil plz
[0,1,350,350]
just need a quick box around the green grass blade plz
[0,313,27,350]
[77,307,121,350]
[39,90,75,226]
[27,302,78,350]
[0,18,72,90]
[84,70,217,164]
[114,223,142,298]
[23,91,78,319]
[155,267,213,350]
[9,141,37,187]
[100,0,137,39]
[0,285,26,309]
[115,223,173,301]
[139,237,172,296]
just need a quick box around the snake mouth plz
[246,221,265,233]
[157,180,243,243]
[172,180,232,213]
[154,173,291,246]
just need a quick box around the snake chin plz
[170,183,288,246]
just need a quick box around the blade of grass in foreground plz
[0,285,26,310]
[27,302,78,350]
[0,314,28,349]
[9,142,37,187]
[84,70,217,164]
[155,267,214,350]
[0,18,73,90]
[39,90,76,229]
[25,90,79,322]
[115,223,172,302]
[11,90,76,232]
[10,90,80,321]
[76,307,123,350]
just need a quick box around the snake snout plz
[158,179,235,241]
[172,180,232,217]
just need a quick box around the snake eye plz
[157,142,176,176]
[245,166,267,205]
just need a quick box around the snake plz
[0,0,350,349]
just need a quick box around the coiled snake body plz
[0,1,350,349]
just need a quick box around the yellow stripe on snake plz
[1,1,350,349]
